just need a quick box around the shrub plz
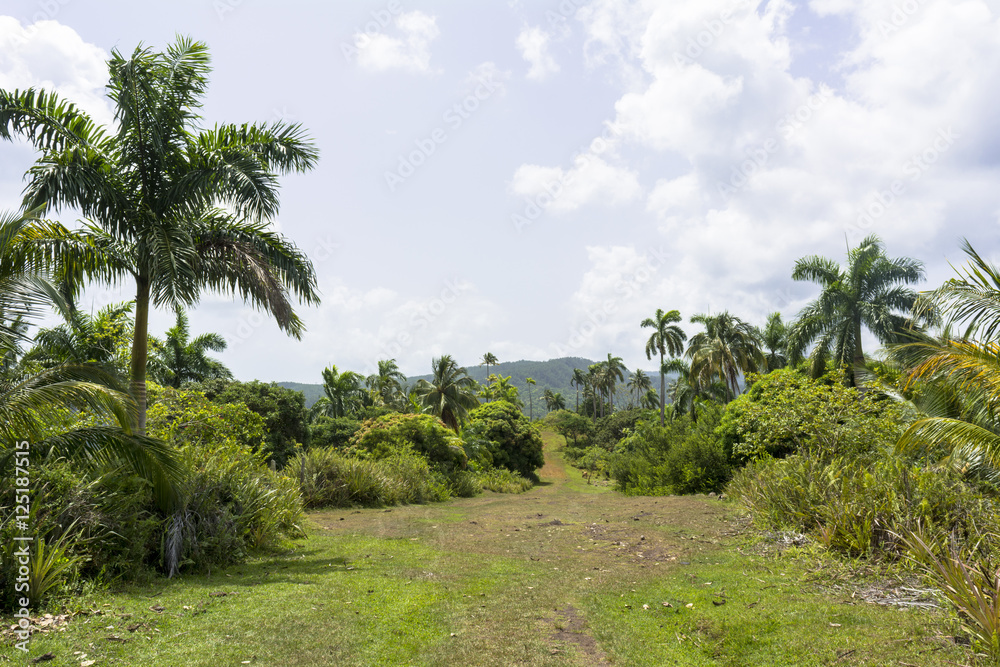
[191,379,310,468]
[549,410,594,448]
[717,369,909,462]
[610,407,729,495]
[290,447,449,508]
[477,467,534,494]
[591,408,652,450]
[466,402,544,477]
[148,387,305,575]
[350,413,467,471]
[310,415,363,449]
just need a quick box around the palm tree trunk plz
[130,278,150,435]
[659,352,665,426]
[852,317,865,386]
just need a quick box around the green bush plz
[591,408,652,450]
[191,379,310,468]
[476,467,534,494]
[148,387,306,575]
[310,415,363,449]
[717,369,909,462]
[350,413,467,471]
[610,407,729,495]
[290,447,449,508]
[465,402,544,477]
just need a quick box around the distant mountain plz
[279,356,665,410]
[276,381,325,408]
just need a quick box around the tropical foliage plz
[414,354,479,433]
[0,37,319,432]
[789,234,929,385]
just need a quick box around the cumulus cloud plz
[516,26,560,81]
[0,18,112,126]
[510,154,641,214]
[354,10,440,74]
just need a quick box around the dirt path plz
[311,428,732,665]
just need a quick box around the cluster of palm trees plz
[311,355,481,434]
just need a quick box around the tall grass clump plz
[291,447,449,509]
[476,467,533,494]
[903,530,1000,661]
[729,452,1000,557]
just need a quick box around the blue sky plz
[1,0,999,382]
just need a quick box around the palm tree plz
[480,352,498,400]
[587,364,602,420]
[604,353,627,413]
[0,38,319,433]
[570,367,586,413]
[313,364,365,419]
[366,358,406,409]
[542,387,556,413]
[414,355,479,433]
[551,392,566,411]
[892,241,1000,476]
[479,373,522,406]
[0,209,180,504]
[687,311,765,401]
[148,308,232,388]
[27,301,134,376]
[626,369,652,408]
[640,388,659,410]
[789,234,928,385]
[642,308,687,425]
[759,312,788,372]
[525,377,536,420]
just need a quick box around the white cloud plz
[355,10,440,74]
[516,26,560,81]
[0,18,113,127]
[510,154,641,213]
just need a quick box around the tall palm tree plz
[759,312,788,372]
[148,308,232,388]
[366,358,406,409]
[570,367,586,413]
[313,364,366,419]
[525,377,536,420]
[414,355,479,433]
[604,353,627,413]
[626,369,652,408]
[642,308,687,425]
[789,234,928,385]
[480,352,498,400]
[0,38,319,433]
[687,311,765,402]
[587,364,602,420]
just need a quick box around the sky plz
[1,0,999,383]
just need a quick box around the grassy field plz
[1,429,975,666]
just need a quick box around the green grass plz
[0,429,977,666]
